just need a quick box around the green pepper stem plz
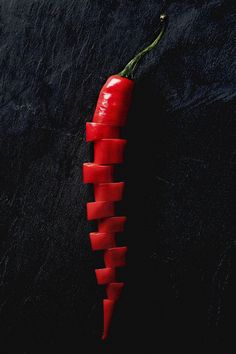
[118,14,168,79]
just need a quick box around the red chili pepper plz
[83,14,168,340]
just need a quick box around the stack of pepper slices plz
[83,14,167,340]
[83,75,134,340]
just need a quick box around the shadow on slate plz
[0,1,235,354]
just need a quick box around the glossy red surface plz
[83,163,114,183]
[86,201,115,220]
[92,75,134,126]
[98,216,127,233]
[106,282,124,301]
[94,182,124,202]
[89,232,116,251]
[83,74,132,339]
[102,299,115,340]
[104,246,127,267]
[94,139,127,164]
[86,122,120,141]
[95,268,116,285]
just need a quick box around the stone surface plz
[0,1,235,353]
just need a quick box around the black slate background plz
[0,1,235,353]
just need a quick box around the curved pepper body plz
[92,75,134,126]
[83,75,133,340]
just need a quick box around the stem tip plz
[160,14,167,22]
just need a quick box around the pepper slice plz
[89,232,116,251]
[87,201,115,220]
[102,299,115,340]
[95,268,116,285]
[98,216,127,233]
[86,122,120,142]
[94,139,127,165]
[94,182,125,202]
[83,163,114,184]
[104,246,127,267]
[92,75,134,127]
[106,282,124,301]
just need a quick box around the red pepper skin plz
[104,246,127,268]
[95,268,116,285]
[94,182,124,202]
[92,75,134,127]
[86,201,115,220]
[102,299,115,340]
[83,163,114,184]
[98,216,127,233]
[86,122,120,141]
[94,139,127,165]
[89,232,116,251]
[106,282,124,301]
[84,75,132,340]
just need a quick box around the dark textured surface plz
[0,1,235,353]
